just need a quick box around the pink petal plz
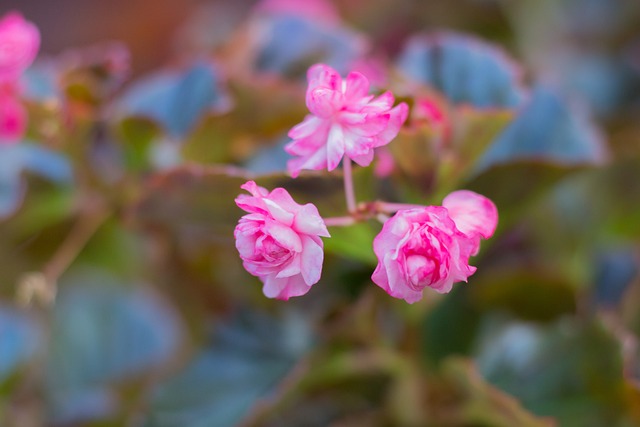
[349,148,375,167]
[286,146,327,177]
[264,220,302,252]
[442,190,498,239]
[286,121,331,156]
[307,63,341,91]
[240,180,268,197]
[263,198,294,225]
[306,87,343,118]
[262,274,311,300]
[344,113,390,137]
[343,71,370,102]
[326,124,346,171]
[371,102,408,147]
[361,91,394,112]
[275,255,301,278]
[288,115,325,139]
[293,204,330,237]
[267,187,300,213]
[300,235,323,285]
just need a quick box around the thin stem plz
[375,201,425,214]
[342,158,357,214]
[41,202,110,298]
[323,216,357,227]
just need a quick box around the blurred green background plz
[1,0,640,426]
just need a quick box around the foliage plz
[2,0,640,426]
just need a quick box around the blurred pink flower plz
[286,63,408,177]
[413,96,451,143]
[0,91,26,144]
[371,190,497,303]
[254,0,340,25]
[0,12,40,82]
[235,180,330,300]
[373,146,395,178]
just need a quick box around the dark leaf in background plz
[132,165,362,240]
[592,247,638,308]
[118,62,227,138]
[0,306,42,385]
[243,138,290,174]
[397,32,525,109]
[182,76,306,165]
[441,357,554,427]
[0,143,73,218]
[254,15,366,77]
[469,266,577,322]
[464,160,589,228]
[475,316,629,426]
[422,286,481,365]
[144,309,312,427]
[22,61,61,101]
[477,85,607,171]
[551,53,640,117]
[46,274,182,424]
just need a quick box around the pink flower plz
[371,190,497,303]
[0,12,40,82]
[285,64,408,177]
[235,181,330,300]
[0,91,26,144]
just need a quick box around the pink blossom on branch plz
[0,12,40,82]
[286,63,408,178]
[235,181,330,300]
[371,190,497,303]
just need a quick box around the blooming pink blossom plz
[0,91,26,144]
[0,12,40,82]
[235,181,330,300]
[371,190,497,303]
[285,64,408,177]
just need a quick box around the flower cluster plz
[0,12,40,144]
[372,191,497,303]
[235,63,498,302]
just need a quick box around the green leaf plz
[469,266,577,322]
[324,221,379,265]
[47,273,182,424]
[181,76,306,164]
[144,310,310,427]
[464,160,590,227]
[132,165,362,239]
[475,317,629,426]
[114,116,162,172]
[442,357,554,427]
[421,286,481,365]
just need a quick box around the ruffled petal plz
[343,71,370,103]
[293,204,330,237]
[300,235,324,285]
[442,190,498,240]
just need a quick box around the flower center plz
[257,235,290,263]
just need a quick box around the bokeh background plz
[1,0,640,426]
